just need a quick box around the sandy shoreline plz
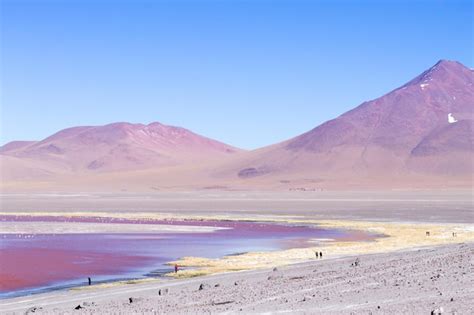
[168,218,474,278]
[1,242,473,314]
[1,191,473,313]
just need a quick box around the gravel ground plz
[2,242,473,314]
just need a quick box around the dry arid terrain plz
[1,243,473,314]
[0,190,473,314]
[1,190,472,223]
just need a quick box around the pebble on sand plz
[26,307,42,314]
[158,288,169,296]
[199,283,211,290]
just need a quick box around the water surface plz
[0,215,375,298]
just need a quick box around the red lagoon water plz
[0,215,376,297]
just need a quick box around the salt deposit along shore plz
[1,191,473,314]
[1,215,473,314]
[1,243,472,314]
[2,211,473,278]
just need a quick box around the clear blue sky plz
[1,0,472,149]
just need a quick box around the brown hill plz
[1,122,241,181]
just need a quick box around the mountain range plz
[1,60,472,191]
[0,122,240,179]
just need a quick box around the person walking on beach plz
[319,251,323,259]
[314,251,318,259]
[174,264,179,273]
[88,277,91,285]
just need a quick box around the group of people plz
[426,231,459,237]
[314,251,323,259]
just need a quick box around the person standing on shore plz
[319,252,323,259]
[174,264,179,273]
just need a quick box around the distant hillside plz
[1,122,242,180]
[1,60,472,192]
[212,60,473,189]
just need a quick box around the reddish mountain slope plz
[1,60,471,191]
[218,60,473,187]
[0,141,38,152]
[1,122,241,178]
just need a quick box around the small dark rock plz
[129,297,133,303]
[198,283,210,290]
[214,284,220,287]
[26,307,42,314]
[75,305,83,310]
[289,276,304,280]
[158,288,169,296]
[450,298,454,302]
[212,300,234,306]
[273,267,278,272]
